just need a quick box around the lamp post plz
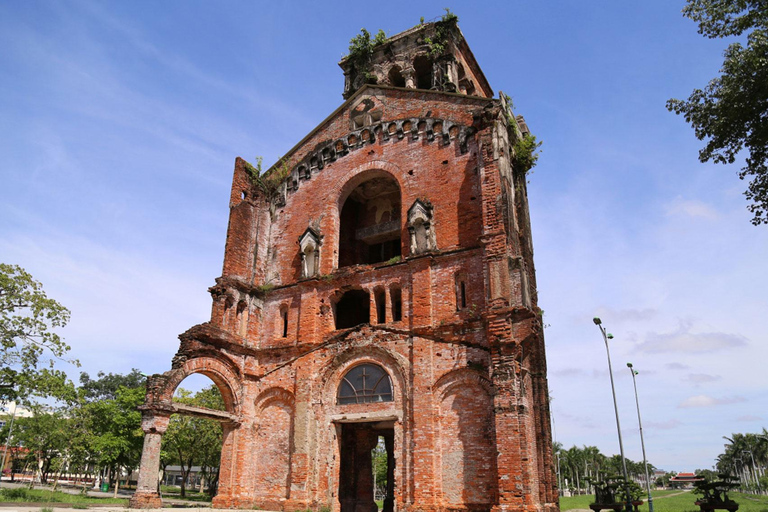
[593,317,632,512]
[627,363,654,512]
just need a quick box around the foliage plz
[694,473,739,504]
[554,443,656,496]
[85,385,145,481]
[667,0,768,225]
[372,438,388,498]
[10,407,69,484]
[513,134,543,175]
[615,480,644,503]
[347,28,387,71]
[715,429,768,492]
[0,264,78,404]
[245,157,293,199]
[78,368,145,402]
[425,9,460,57]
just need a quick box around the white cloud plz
[665,197,719,220]
[685,373,722,385]
[678,395,746,408]
[665,362,690,370]
[638,321,748,353]
[736,415,763,422]
[646,419,682,430]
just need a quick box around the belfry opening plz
[339,175,401,267]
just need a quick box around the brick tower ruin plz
[131,17,558,512]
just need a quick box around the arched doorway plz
[335,363,396,512]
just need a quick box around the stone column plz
[129,411,171,509]
[354,427,378,512]
[383,432,395,512]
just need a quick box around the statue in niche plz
[299,227,322,278]
[407,199,436,254]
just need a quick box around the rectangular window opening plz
[282,311,288,338]
[375,290,386,324]
[391,288,402,322]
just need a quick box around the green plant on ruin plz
[425,8,460,57]
[385,255,401,265]
[245,156,292,198]
[512,133,542,175]
[347,28,387,70]
[255,283,275,295]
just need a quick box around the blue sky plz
[1,1,766,472]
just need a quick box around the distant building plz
[669,473,704,488]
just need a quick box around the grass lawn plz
[0,487,128,506]
[560,490,768,512]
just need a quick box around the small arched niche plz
[408,199,436,254]
[337,363,393,405]
[334,289,370,329]
[299,227,322,278]
[339,174,402,267]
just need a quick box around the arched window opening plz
[335,289,371,329]
[374,288,386,324]
[455,273,468,311]
[337,364,393,404]
[413,55,433,90]
[223,296,234,330]
[339,176,401,267]
[388,66,406,88]
[236,300,248,337]
[390,287,402,322]
[281,307,289,338]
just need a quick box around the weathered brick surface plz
[134,21,557,512]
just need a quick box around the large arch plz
[160,355,242,415]
[433,367,497,508]
[253,387,296,506]
[317,342,410,512]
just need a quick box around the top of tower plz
[339,15,494,100]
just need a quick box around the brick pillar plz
[129,411,171,509]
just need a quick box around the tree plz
[79,368,146,402]
[86,385,145,487]
[667,1,768,225]
[0,264,77,403]
[12,408,69,484]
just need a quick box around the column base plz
[129,491,163,509]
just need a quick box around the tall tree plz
[0,264,77,403]
[667,0,768,225]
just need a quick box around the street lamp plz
[627,363,654,512]
[594,317,632,512]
